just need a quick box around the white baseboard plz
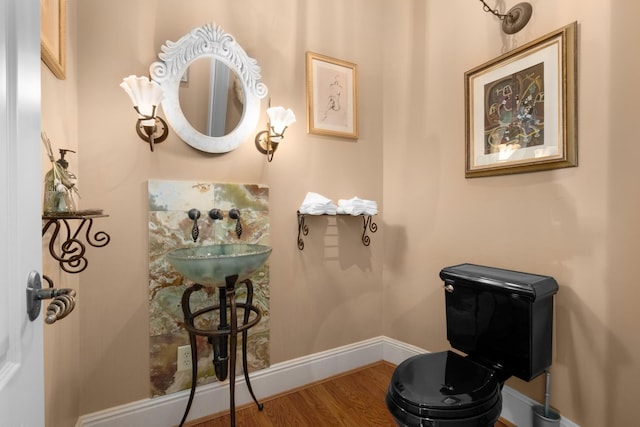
[501,386,580,427]
[76,337,579,427]
[76,337,384,427]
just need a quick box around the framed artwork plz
[41,0,66,79]
[306,52,358,139]
[464,22,577,178]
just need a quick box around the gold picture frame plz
[464,22,577,178]
[306,52,358,139]
[41,0,66,79]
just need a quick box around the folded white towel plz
[299,192,337,215]
[336,197,378,216]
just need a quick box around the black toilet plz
[386,263,559,427]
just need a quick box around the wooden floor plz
[185,362,514,427]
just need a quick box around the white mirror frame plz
[150,23,268,153]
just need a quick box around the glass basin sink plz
[166,244,272,286]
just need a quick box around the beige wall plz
[72,0,384,417]
[39,1,640,426]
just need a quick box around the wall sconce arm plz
[254,106,295,162]
[133,105,169,152]
[255,126,287,162]
[121,75,169,152]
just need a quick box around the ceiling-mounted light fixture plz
[478,1,533,34]
[120,75,169,152]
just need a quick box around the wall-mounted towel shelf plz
[296,211,378,250]
[42,210,111,273]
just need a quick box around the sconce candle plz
[255,106,296,162]
[120,75,169,151]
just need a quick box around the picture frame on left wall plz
[41,0,66,79]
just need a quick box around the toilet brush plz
[543,371,551,417]
[532,369,561,427]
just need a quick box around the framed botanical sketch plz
[464,22,577,178]
[41,0,66,79]
[306,52,358,139]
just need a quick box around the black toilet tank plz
[439,263,559,382]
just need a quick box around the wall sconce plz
[120,75,169,152]
[255,106,296,162]
[478,1,532,34]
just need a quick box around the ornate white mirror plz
[150,23,268,153]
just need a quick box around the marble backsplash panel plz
[148,179,270,397]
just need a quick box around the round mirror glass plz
[179,58,244,137]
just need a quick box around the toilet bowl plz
[386,351,502,427]
[386,264,559,427]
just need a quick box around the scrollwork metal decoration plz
[296,212,376,250]
[362,215,378,247]
[297,212,309,250]
[42,215,110,273]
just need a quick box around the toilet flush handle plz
[444,280,454,293]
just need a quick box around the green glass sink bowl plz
[166,244,272,286]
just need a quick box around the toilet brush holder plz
[533,370,560,427]
[532,405,561,427]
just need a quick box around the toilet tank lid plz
[439,263,559,301]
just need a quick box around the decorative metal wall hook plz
[26,271,77,324]
[188,209,201,242]
[229,209,242,238]
[478,1,532,34]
